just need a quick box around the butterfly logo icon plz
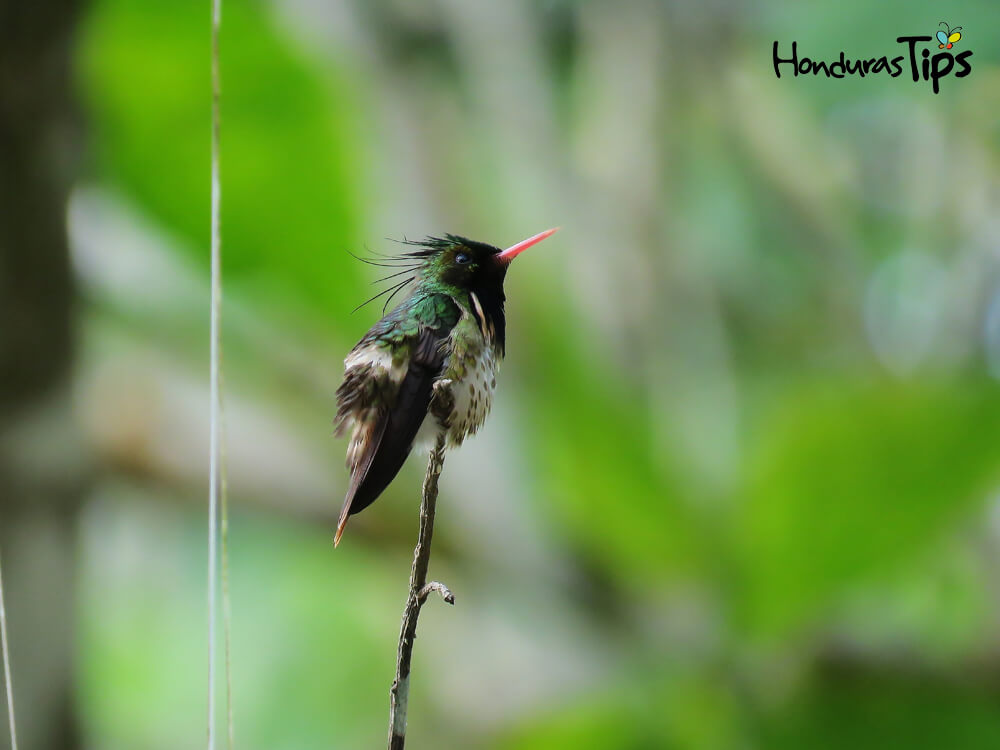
[937,21,963,50]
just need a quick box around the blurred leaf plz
[513,295,702,587]
[835,536,994,662]
[494,687,669,750]
[759,662,1000,750]
[499,709,664,750]
[78,0,368,321]
[495,671,739,750]
[78,497,398,749]
[737,379,1000,636]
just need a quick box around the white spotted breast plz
[433,310,500,446]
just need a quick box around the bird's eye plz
[455,252,471,265]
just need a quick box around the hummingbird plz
[333,228,558,545]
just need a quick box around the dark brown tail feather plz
[334,364,436,546]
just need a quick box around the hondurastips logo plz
[773,22,972,94]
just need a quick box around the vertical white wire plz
[220,393,233,750]
[0,552,17,750]
[208,0,222,748]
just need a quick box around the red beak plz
[496,227,559,263]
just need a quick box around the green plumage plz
[370,292,463,366]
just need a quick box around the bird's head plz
[408,228,558,296]
[353,228,558,353]
[401,228,558,354]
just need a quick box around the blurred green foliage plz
[80,0,368,318]
[738,381,1000,636]
[65,0,1000,748]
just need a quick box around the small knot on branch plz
[417,581,455,606]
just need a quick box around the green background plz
[55,0,1000,747]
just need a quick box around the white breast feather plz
[447,345,497,446]
[414,338,499,451]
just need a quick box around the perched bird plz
[333,228,558,545]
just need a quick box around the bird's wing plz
[333,293,460,545]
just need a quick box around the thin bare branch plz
[387,433,452,750]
